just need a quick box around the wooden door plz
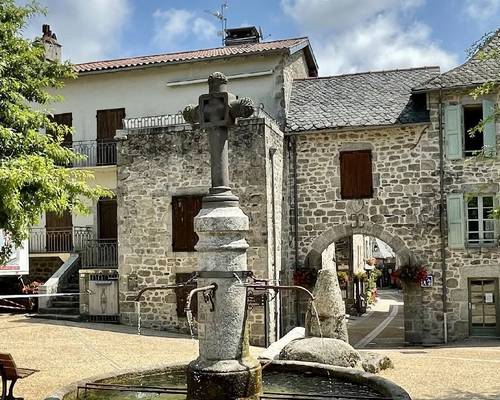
[469,278,499,337]
[46,210,73,252]
[98,198,117,240]
[96,108,124,165]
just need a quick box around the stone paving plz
[1,303,500,400]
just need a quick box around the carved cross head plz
[183,72,255,128]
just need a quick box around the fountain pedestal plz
[184,73,261,400]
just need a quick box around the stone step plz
[52,294,80,302]
[51,300,79,308]
[39,307,79,316]
[28,313,81,322]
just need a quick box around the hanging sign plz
[0,231,29,276]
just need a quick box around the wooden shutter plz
[98,198,117,239]
[340,150,373,199]
[96,108,125,141]
[175,273,197,318]
[51,113,73,146]
[172,196,203,251]
[482,99,496,157]
[447,193,465,249]
[96,108,124,165]
[444,105,463,160]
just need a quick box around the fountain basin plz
[45,360,411,400]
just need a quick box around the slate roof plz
[75,37,317,75]
[414,30,500,91]
[287,67,440,133]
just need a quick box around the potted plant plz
[394,264,428,286]
[337,271,349,288]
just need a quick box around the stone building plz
[30,27,317,325]
[413,31,500,340]
[116,31,500,345]
[284,67,445,343]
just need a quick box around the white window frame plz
[466,195,496,246]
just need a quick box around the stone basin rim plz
[44,360,411,400]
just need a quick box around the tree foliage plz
[0,0,110,262]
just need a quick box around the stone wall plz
[116,117,284,346]
[28,257,64,281]
[428,88,500,340]
[282,125,445,343]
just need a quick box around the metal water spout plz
[242,283,315,302]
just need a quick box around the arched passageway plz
[299,222,421,345]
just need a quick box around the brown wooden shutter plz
[98,198,118,239]
[96,108,124,165]
[97,108,125,141]
[172,196,203,252]
[51,113,73,146]
[175,272,197,318]
[340,150,373,199]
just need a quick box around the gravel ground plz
[1,314,500,400]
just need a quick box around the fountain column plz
[183,73,261,400]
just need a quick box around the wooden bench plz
[0,354,38,400]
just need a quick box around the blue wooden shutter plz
[447,193,465,249]
[482,99,496,157]
[444,105,463,160]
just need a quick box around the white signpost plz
[0,231,29,276]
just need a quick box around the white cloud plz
[282,0,423,32]
[153,8,217,47]
[23,0,131,63]
[314,14,458,75]
[193,17,218,41]
[464,0,500,20]
[281,0,458,75]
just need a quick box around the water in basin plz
[74,368,386,399]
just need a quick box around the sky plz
[22,0,500,76]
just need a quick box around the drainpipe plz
[438,88,448,344]
[269,146,280,342]
[291,135,301,325]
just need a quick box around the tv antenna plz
[205,1,228,45]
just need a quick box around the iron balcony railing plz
[29,226,94,253]
[70,140,117,167]
[122,113,186,131]
[81,239,118,268]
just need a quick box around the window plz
[172,195,203,252]
[466,196,495,246]
[444,100,496,160]
[340,150,373,199]
[463,105,483,157]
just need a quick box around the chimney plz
[39,24,62,62]
[224,26,261,46]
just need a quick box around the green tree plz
[0,0,110,262]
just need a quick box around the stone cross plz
[183,73,261,400]
[183,72,254,206]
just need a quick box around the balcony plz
[70,140,117,167]
[29,226,94,253]
[81,239,118,268]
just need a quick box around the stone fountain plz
[182,72,260,400]
[44,73,411,400]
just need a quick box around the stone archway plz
[303,222,422,344]
[306,221,416,268]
